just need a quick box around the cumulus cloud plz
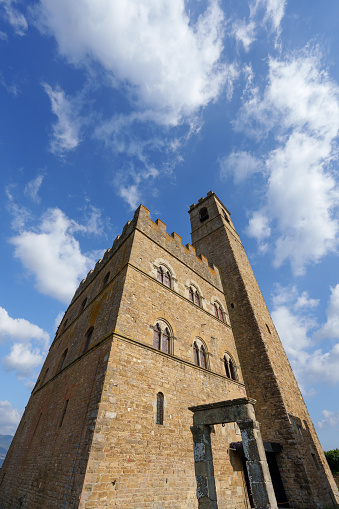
[35,0,229,126]
[232,20,256,52]
[0,0,27,36]
[43,83,80,155]
[271,285,339,391]
[246,211,271,241]
[0,400,21,435]
[3,342,45,378]
[0,306,49,345]
[235,48,339,274]
[24,175,44,204]
[10,207,99,303]
[0,307,49,380]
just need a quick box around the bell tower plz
[189,191,339,508]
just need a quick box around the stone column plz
[238,419,278,509]
[190,424,218,509]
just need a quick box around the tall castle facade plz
[0,192,338,508]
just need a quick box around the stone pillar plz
[238,419,278,509]
[191,424,218,509]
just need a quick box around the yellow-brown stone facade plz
[0,194,337,508]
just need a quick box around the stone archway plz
[189,397,278,509]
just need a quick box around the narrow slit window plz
[156,392,164,425]
[81,298,87,313]
[59,399,69,428]
[103,272,110,288]
[83,327,94,354]
[58,349,68,373]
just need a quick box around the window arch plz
[83,326,94,354]
[156,392,164,425]
[157,266,171,288]
[103,272,110,288]
[152,321,173,355]
[193,339,208,369]
[213,302,225,322]
[223,353,237,381]
[199,207,209,222]
[189,286,201,307]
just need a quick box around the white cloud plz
[317,409,339,430]
[3,342,44,378]
[0,306,49,345]
[6,186,32,231]
[235,49,339,274]
[271,285,339,391]
[219,151,263,184]
[0,400,21,435]
[24,175,44,204]
[316,284,339,340]
[246,211,271,241]
[0,0,27,36]
[115,164,159,210]
[0,30,8,40]
[232,20,256,52]
[43,83,80,155]
[10,207,99,303]
[36,0,229,126]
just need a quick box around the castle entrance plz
[189,397,278,509]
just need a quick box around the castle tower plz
[1,203,257,509]
[189,191,339,508]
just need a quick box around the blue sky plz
[0,0,339,450]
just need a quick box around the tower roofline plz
[188,191,231,216]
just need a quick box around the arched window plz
[199,207,209,222]
[58,349,68,373]
[83,327,94,354]
[153,322,172,354]
[214,304,219,318]
[189,287,201,307]
[214,302,225,322]
[218,307,224,322]
[193,340,208,369]
[156,392,164,425]
[224,354,237,381]
[157,266,171,288]
[103,272,110,288]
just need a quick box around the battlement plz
[70,203,221,305]
[135,205,221,285]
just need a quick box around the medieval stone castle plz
[0,191,338,508]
